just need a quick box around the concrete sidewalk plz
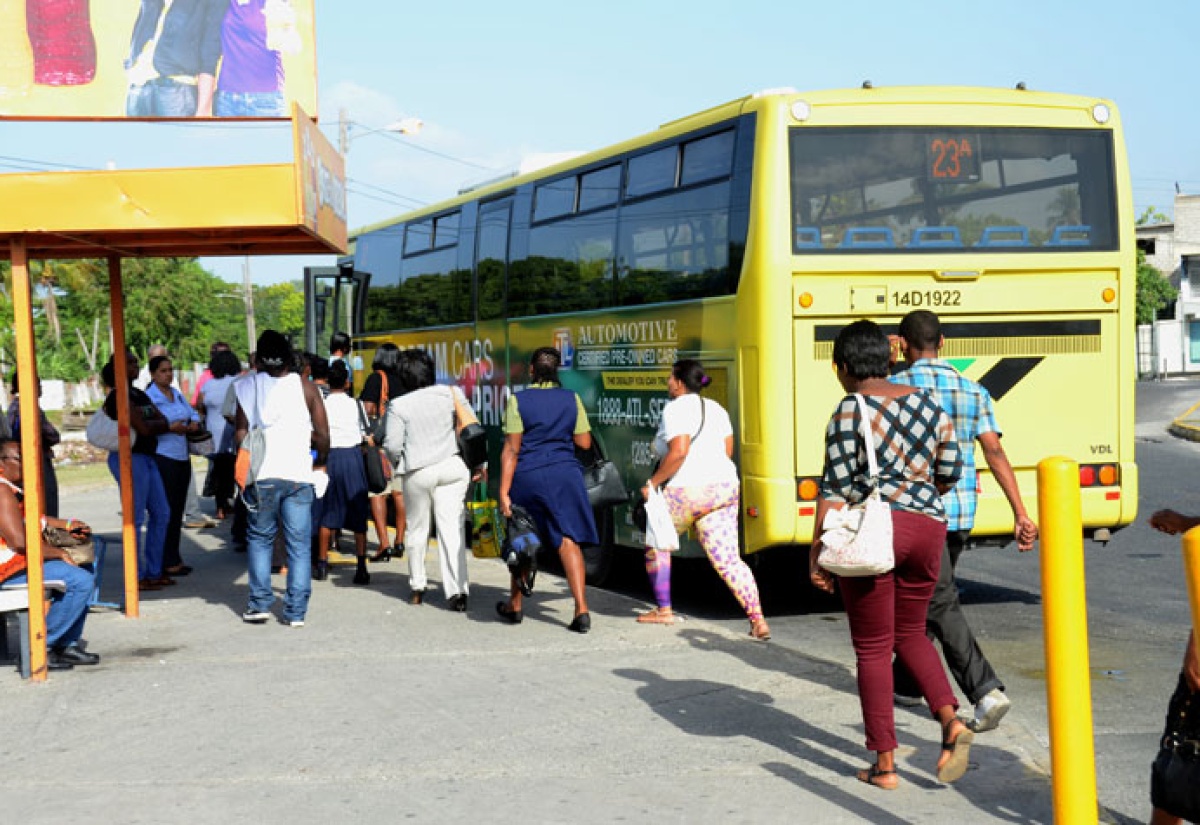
[2,479,1061,824]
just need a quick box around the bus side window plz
[976,226,1030,247]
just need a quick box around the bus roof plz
[348,85,1118,243]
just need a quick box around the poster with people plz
[0,0,316,119]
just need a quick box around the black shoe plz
[313,561,329,581]
[353,564,370,585]
[392,541,405,560]
[448,594,468,612]
[567,613,591,634]
[51,645,100,666]
[368,545,392,563]
[47,655,74,671]
[496,601,523,624]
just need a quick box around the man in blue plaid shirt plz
[891,310,1038,733]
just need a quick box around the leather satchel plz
[43,525,95,566]
[582,436,629,509]
[817,394,895,577]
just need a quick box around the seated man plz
[0,439,99,671]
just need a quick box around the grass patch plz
[56,460,113,491]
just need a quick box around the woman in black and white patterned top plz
[810,319,972,792]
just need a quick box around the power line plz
[375,131,498,171]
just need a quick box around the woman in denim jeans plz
[101,351,175,591]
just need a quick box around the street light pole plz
[339,111,424,155]
[242,256,256,354]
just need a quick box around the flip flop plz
[937,726,975,783]
[636,608,676,624]
[856,764,898,790]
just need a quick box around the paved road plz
[5,379,1200,823]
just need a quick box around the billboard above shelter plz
[0,0,316,120]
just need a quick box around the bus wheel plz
[583,507,615,587]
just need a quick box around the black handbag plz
[1151,673,1200,821]
[581,436,628,509]
[502,504,541,584]
[358,400,391,494]
[451,388,488,471]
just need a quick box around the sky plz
[2,0,1198,286]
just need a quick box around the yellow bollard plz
[1183,528,1200,654]
[1037,457,1098,824]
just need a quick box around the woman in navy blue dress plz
[498,347,597,633]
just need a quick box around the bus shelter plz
[0,107,345,681]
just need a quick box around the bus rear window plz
[789,127,1117,253]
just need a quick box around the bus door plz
[303,265,368,355]
[472,197,513,449]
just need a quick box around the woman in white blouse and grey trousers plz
[384,348,472,610]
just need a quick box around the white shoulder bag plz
[817,393,895,577]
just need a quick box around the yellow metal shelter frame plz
[0,108,345,681]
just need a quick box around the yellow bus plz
[310,86,1137,583]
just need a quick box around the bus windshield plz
[790,127,1117,253]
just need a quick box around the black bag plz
[362,445,391,495]
[1151,673,1200,821]
[581,436,628,509]
[451,387,488,471]
[502,505,542,570]
[357,399,391,494]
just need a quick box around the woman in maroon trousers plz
[809,320,973,791]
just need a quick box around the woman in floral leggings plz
[636,359,769,640]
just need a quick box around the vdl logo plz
[553,327,574,369]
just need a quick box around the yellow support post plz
[1037,456,1098,823]
[1183,528,1200,656]
[9,237,48,681]
[108,256,140,618]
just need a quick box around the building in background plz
[1136,194,1200,376]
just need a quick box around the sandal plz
[749,618,771,641]
[636,607,676,625]
[936,722,975,783]
[855,764,898,790]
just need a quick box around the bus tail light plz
[797,478,820,500]
[1079,463,1120,487]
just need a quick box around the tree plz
[0,257,277,379]
[1138,206,1170,226]
[1137,248,1177,325]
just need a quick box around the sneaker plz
[242,609,270,624]
[894,692,924,708]
[288,620,305,628]
[967,688,1011,733]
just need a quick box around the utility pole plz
[339,107,349,155]
[242,256,257,353]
